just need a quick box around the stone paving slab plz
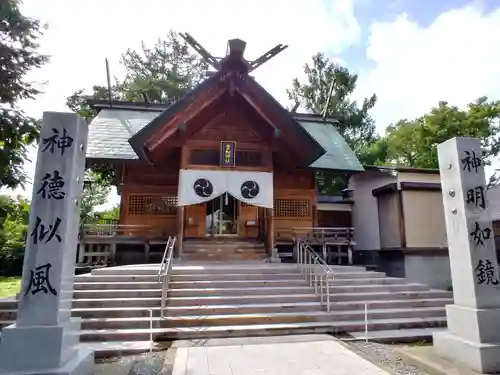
[172,335,391,375]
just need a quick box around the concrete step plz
[79,316,448,342]
[170,277,404,288]
[77,307,446,330]
[74,279,310,291]
[0,301,17,310]
[78,341,171,359]
[346,327,446,343]
[182,248,267,253]
[326,290,451,302]
[166,283,427,298]
[170,279,309,289]
[184,240,264,246]
[0,310,16,321]
[72,297,162,308]
[168,286,317,297]
[181,254,268,261]
[329,298,453,311]
[329,272,387,280]
[167,294,320,306]
[0,298,453,321]
[76,302,324,318]
[75,274,162,283]
[75,273,305,283]
[171,273,304,282]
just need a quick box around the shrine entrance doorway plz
[206,193,239,236]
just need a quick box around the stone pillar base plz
[0,318,94,375]
[433,304,500,373]
[434,330,500,374]
[269,248,281,263]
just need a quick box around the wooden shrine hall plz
[81,35,363,264]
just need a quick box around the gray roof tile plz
[87,109,160,160]
[298,120,364,172]
[87,109,364,172]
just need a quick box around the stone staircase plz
[181,239,268,261]
[0,262,453,358]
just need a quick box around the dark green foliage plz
[382,98,500,186]
[0,195,30,276]
[288,53,379,194]
[0,0,48,189]
[66,30,207,185]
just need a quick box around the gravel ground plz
[348,342,431,375]
[93,350,176,375]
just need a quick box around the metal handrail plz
[295,238,335,312]
[158,236,176,319]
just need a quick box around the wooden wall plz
[120,162,179,237]
[119,103,318,242]
[273,170,316,241]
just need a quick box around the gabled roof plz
[128,78,216,156]
[86,107,364,172]
[126,72,326,167]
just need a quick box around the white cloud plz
[358,4,500,131]
[3,0,360,203]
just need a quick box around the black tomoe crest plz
[193,178,213,198]
[240,180,260,199]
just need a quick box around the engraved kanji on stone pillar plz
[0,112,94,375]
[434,137,500,374]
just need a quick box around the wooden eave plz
[235,76,325,167]
[129,71,326,167]
[128,77,219,157]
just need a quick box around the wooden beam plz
[145,84,226,151]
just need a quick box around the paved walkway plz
[172,335,390,375]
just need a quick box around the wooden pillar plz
[177,206,185,259]
[143,241,150,263]
[110,242,117,263]
[266,207,274,254]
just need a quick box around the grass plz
[0,276,21,299]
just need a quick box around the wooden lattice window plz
[240,202,254,208]
[189,149,220,165]
[128,195,177,215]
[236,151,262,167]
[274,199,310,218]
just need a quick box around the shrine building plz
[83,38,364,261]
[82,36,483,291]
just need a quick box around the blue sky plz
[7,0,500,202]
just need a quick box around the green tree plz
[383,98,500,171]
[66,30,207,120]
[0,195,30,276]
[65,30,208,186]
[97,206,120,221]
[288,53,379,194]
[0,0,48,189]
[80,171,110,224]
[288,53,378,157]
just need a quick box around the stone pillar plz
[434,136,500,373]
[0,112,94,375]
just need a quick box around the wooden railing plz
[81,224,165,238]
[292,227,355,245]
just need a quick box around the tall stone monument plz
[0,112,94,374]
[435,137,500,373]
